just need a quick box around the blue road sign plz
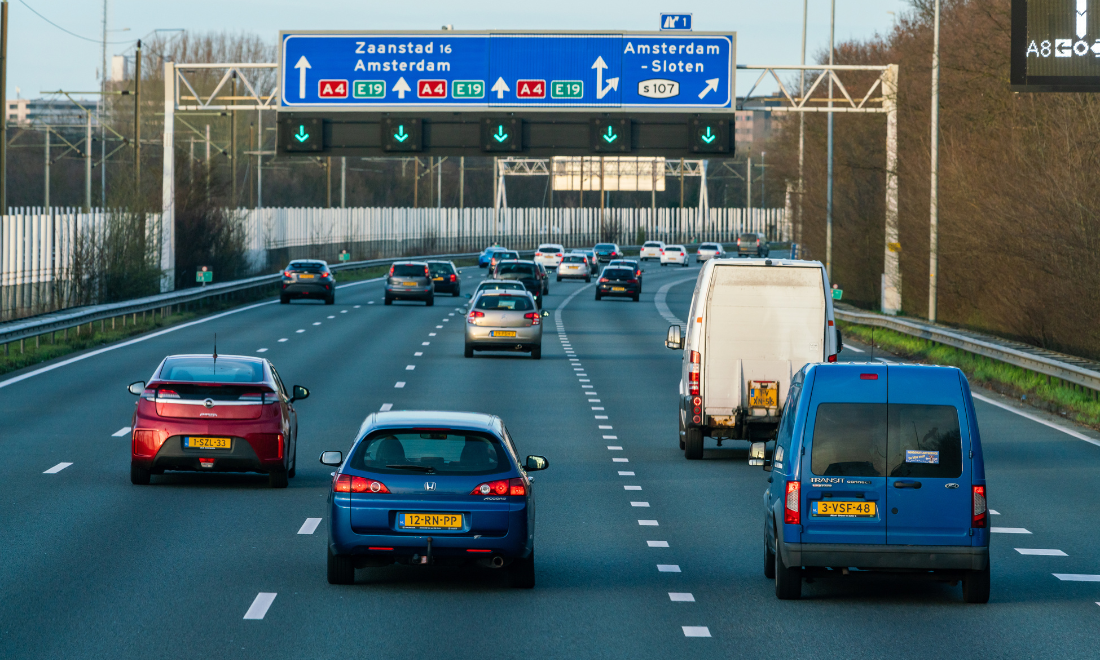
[660,14,693,31]
[279,31,734,110]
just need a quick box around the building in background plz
[734,94,782,152]
[5,98,96,126]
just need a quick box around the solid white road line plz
[669,593,694,602]
[654,278,693,326]
[657,564,681,572]
[380,403,393,411]
[298,518,322,535]
[256,348,268,353]
[638,520,658,526]
[647,540,669,547]
[972,392,1100,448]
[1015,549,1067,556]
[243,593,277,620]
[625,485,642,490]
[618,471,635,476]
[1054,574,1100,582]
[682,626,711,638]
[112,427,131,437]
[44,462,73,474]
[991,527,1031,534]
[395,382,406,388]
[631,502,650,507]
[278,338,288,342]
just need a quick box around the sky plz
[5,0,911,100]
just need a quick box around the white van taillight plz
[688,350,701,395]
[972,485,987,528]
[784,481,801,524]
[828,354,838,363]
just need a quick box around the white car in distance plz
[696,243,725,262]
[534,243,565,270]
[640,241,666,261]
[661,245,688,267]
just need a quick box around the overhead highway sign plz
[1011,0,1100,91]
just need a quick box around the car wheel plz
[453,289,460,297]
[962,564,991,604]
[595,294,602,301]
[280,295,289,305]
[327,547,356,585]
[531,346,542,360]
[764,524,777,579]
[678,415,686,450]
[684,427,704,460]
[464,345,474,358]
[384,296,392,305]
[632,294,640,302]
[268,470,289,489]
[585,276,591,283]
[288,448,297,478]
[556,276,562,282]
[661,262,667,267]
[426,296,434,307]
[325,295,335,305]
[510,551,535,589]
[130,463,151,485]
[775,547,802,600]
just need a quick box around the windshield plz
[478,282,525,292]
[288,262,325,272]
[392,264,427,277]
[564,255,586,264]
[428,263,454,275]
[475,295,534,311]
[496,263,538,277]
[595,244,615,250]
[160,357,265,383]
[349,430,509,476]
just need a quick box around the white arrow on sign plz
[295,56,311,99]
[698,78,719,99]
[491,77,510,99]
[592,56,620,100]
[393,77,412,99]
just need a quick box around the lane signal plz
[481,118,522,152]
[381,118,423,152]
[590,117,631,153]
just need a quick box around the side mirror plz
[319,451,343,466]
[749,441,768,468]
[525,455,549,471]
[128,381,146,395]
[464,293,472,299]
[290,385,310,402]
[665,324,683,350]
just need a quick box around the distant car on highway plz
[492,260,544,308]
[465,290,546,359]
[427,260,461,297]
[737,232,770,257]
[607,258,643,285]
[490,250,520,272]
[281,259,335,305]
[320,410,549,587]
[758,362,989,603]
[593,243,622,263]
[571,249,598,271]
[472,279,528,298]
[534,243,565,270]
[533,262,550,294]
[595,266,641,302]
[126,354,309,488]
[385,262,434,306]
[640,241,666,261]
[557,254,592,282]
[478,247,504,268]
[660,245,688,267]
[696,243,726,262]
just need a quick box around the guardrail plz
[835,308,1100,394]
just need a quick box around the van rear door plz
[799,365,888,545]
[886,367,972,546]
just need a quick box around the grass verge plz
[839,321,1100,428]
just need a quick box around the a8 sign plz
[318,80,348,99]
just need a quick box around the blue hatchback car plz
[758,363,989,602]
[478,247,504,268]
[320,411,548,588]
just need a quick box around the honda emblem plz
[424,482,436,491]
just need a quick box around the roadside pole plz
[928,0,941,322]
[0,0,8,214]
[826,0,835,278]
[134,40,141,198]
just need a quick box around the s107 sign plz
[1011,0,1100,90]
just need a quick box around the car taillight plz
[468,310,485,323]
[784,481,801,524]
[140,388,156,400]
[688,350,701,396]
[827,354,838,363]
[283,270,292,278]
[132,430,167,457]
[756,239,761,245]
[471,478,526,496]
[424,267,430,277]
[157,389,179,399]
[659,249,665,254]
[388,266,395,276]
[524,312,541,325]
[600,278,609,283]
[556,253,562,257]
[628,279,638,284]
[277,433,284,460]
[972,485,987,528]
[333,474,391,493]
[449,274,457,282]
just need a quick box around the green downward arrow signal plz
[294,125,310,143]
[493,125,509,143]
[700,127,716,144]
[602,126,618,143]
[394,125,409,143]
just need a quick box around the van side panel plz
[958,373,989,548]
[702,265,826,416]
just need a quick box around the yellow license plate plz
[402,282,417,286]
[612,287,626,291]
[749,383,778,407]
[400,513,463,529]
[185,436,231,449]
[490,330,517,337]
[433,277,443,281]
[299,273,315,279]
[813,501,877,517]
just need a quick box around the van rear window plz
[888,405,962,478]
[810,403,887,477]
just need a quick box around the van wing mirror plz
[665,324,683,350]
[128,381,146,396]
[319,451,343,466]
[749,441,773,471]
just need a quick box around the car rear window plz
[496,252,519,260]
[700,244,719,250]
[428,263,454,275]
[564,255,586,263]
[538,246,561,254]
[643,242,662,248]
[595,244,615,250]
[739,233,759,241]
[475,295,534,311]
[478,282,525,292]
[392,264,426,277]
[888,405,963,478]
[160,357,264,383]
[666,247,683,253]
[496,263,537,277]
[604,269,633,280]
[811,403,887,477]
[349,430,509,476]
[289,262,325,272]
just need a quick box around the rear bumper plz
[432,280,459,293]
[282,282,332,296]
[466,325,542,348]
[557,270,589,279]
[781,540,989,571]
[386,285,433,299]
[136,433,284,474]
[597,284,640,297]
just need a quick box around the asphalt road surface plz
[2,254,1099,659]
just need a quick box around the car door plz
[271,366,295,460]
[799,365,888,545]
[886,367,972,546]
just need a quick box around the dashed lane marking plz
[618,471,635,476]
[647,540,668,547]
[298,518,322,535]
[380,403,393,411]
[992,527,1031,534]
[414,352,423,357]
[429,333,437,337]
[313,322,322,326]
[607,446,623,450]
[327,315,335,319]
[44,462,73,474]
[603,435,618,440]
[422,342,430,346]
[256,348,268,353]
[278,338,288,342]
[669,593,694,602]
[355,305,362,308]
[395,382,406,389]
[625,486,642,491]
[682,626,710,638]
[1054,574,1100,582]
[599,425,613,429]
[296,329,305,333]
[436,325,443,329]
[112,427,131,437]
[1016,549,1067,556]
[631,502,650,507]
[595,415,608,419]
[589,399,601,403]
[990,510,1001,515]
[844,345,865,353]
[613,458,629,463]
[657,564,680,572]
[340,310,347,313]
[243,593,277,620]
[406,365,416,370]
[638,520,658,526]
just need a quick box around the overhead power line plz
[17,0,133,44]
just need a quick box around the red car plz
[127,354,309,488]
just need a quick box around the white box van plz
[664,258,842,459]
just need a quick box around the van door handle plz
[893,480,922,489]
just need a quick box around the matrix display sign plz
[1011,0,1100,91]
[279,30,735,110]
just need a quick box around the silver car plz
[557,254,592,282]
[385,261,434,305]
[464,290,546,359]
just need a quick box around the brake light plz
[471,478,526,496]
[556,253,562,257]
[972,485,987,528]
[333,474,391,494]
[157,389,179,399]
[449,274,457,282]
[688,350,701,396]
[600,278,609,283]
[388,265,395,277]
[277,433,284,460]
[659,249,665,254]
[784,481,801,524]
[140,388,156,400]
[283,270,292,278]
[628,279,638,285]
[468,310,485,323]
[756,239,761,245]
[132,430,167,457]
[524,312,541,326]
[424,267,430,278]
[827,354,838,363]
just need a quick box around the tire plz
[661,262,667,267]
[765,524,777,579]
[426,296,434,307]
[453,289,460,297]
[963,563,991,604]
[464,345,474,358]
[678,415,686,450]
[510,551,536,589]
[632,294,640,302]
[268,470,289,489]
[327,547,355,585]
[681,262,687,267]
[585,276,591,283]
[130,463,151,485]
[288,448,297,478]
[684,427,704,460]
[384,296,392,305]
[775,547,802,600]
[280,295,289,305]
[325,295,335,305]
[595,294,602,301]
[556,276,562,282]
[531,346,542,360]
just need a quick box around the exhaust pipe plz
[491,555,504,568]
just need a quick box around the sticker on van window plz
[905,450,940,464]
[775,447,784,462]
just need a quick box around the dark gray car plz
[384,262,434,306]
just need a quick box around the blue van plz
[758,363,989,602]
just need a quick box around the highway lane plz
[3,257,1100,658]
